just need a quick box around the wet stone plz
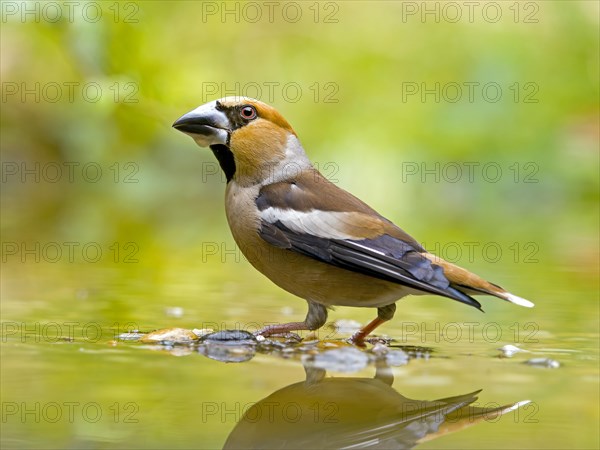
[200,330,257,344]
[117,331,145,341]
[199,341,256,363]
[197,330,257,363]
[141,328,199,344]
[192,328,215,338]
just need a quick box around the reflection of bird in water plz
[223,365,530,449]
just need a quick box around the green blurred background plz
[1,1,598,449]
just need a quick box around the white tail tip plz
[502,400,532,413]
[504,293,535,308]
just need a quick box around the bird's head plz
[173,97,311,186]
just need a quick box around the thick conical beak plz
[173,101,230,147]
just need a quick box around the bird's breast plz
[224,182,410,308]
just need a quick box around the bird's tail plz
[484,288,535,308]
[423,254,535,308]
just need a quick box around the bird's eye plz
[240,106,257,120]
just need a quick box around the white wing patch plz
[260,208,366,240]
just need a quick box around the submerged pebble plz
[303,347,370,372]
[164,306,184,318]
[499,344,526,358]
[114,324,435,369]
[170,347,193,357]
[198,344,256,363]
[524,357,560,369]
[370,343,389,355]
[385,349,410,366]
[199,330,257,363]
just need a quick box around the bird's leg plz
[350,303,396,346]
[255,301,327,338]
[350,318,386,346]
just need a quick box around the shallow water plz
[1,1,599,448]
[1,250,598,449]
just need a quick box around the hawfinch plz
[173,97,534,345]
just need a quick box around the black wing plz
[259,220,482,310]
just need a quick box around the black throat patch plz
[209,144,236,182]
[210,101,258,182]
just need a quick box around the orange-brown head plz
[173,97,308,186]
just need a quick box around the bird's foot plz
[256,332,302,343]
[348,334,391,348]
[254,321,308,340]
[348,317,388,347]
[348,330,368,347]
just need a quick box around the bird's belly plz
[250,247,409,308]
[225,183,409,308]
